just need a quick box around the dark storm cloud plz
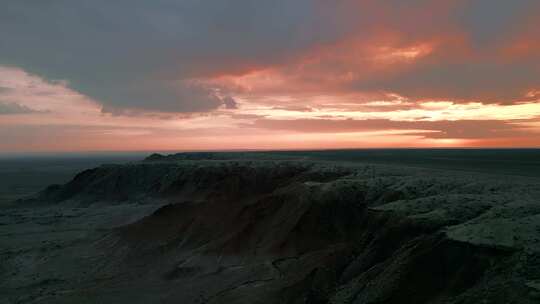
[458,0,536,47]
[0,0,348,113]
[1,0,539,113]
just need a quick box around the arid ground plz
[1,150,540,303]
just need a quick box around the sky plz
[1,0,539,152]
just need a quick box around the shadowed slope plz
[3,157,540,303]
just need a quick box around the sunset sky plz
[1,0,540,152]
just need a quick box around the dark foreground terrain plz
[0,153,143,204]
[2,150,540,303]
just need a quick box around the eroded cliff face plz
[3,159,540,303]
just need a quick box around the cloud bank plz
[2,0,538,112]
[1,1,539,151]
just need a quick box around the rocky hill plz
[2,157,540,303]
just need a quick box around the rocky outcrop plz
[6,158,540,303]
